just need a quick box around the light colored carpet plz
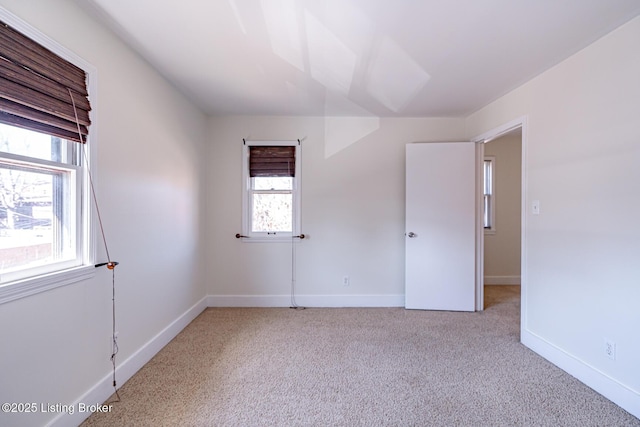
[82,286,639,426]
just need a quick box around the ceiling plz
[81,0,640,117]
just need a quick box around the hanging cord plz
[69,89,120,402]
[109,266,120,402]
[290,232,297,308]
[290,232,304,309]
[289,146,305,310]
[68,89,111,262]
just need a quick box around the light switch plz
[532,200,540,215]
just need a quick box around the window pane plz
[484,195,490,228]
[251,193,292,232]
[252,177,293,191]
[0,165,75,274]
[484,160,492,195]
[0,123,78,165]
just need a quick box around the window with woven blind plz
[242,141,300,241]
[0,12,95,302]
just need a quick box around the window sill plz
[0,265,95,305]
[240,237,304,243]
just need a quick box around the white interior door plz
[405,142,477,311]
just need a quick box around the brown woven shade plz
[249,146,296,177]
[0,20,91,143]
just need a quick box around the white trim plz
[471,115,528,329]
[0,266,95,304]
[475,143,485,311]
[471,115,529,314]
[522,330,640,419]
[243,140,299,146]
[207,294,405,308]
[47,296,208,427]
[241,140,301,242]
[474,116,525,144]
[483,275,521,285]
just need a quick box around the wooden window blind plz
[0,20,91,143]
[249,146,296,177]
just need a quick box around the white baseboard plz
[484,275,521,285]
[522,329,640,419]
[207,294,405,308]
[48,296,208,427]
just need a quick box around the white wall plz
[0,1,208,426]
[484,132,521,284]
[466,16,640,418]
[1,1,637,423]
[206,116,465,306]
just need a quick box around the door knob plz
[407,232,417,238]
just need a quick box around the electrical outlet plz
[604,339,615,360]
[342,276,350,286]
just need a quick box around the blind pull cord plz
[70,89,121,403]
[289,158,305,310]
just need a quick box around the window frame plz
[241,140,300,242]
[0,8,96,304]
[483,156,496,234]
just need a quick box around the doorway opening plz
[483,128,522,310]
[473,117,526,333]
